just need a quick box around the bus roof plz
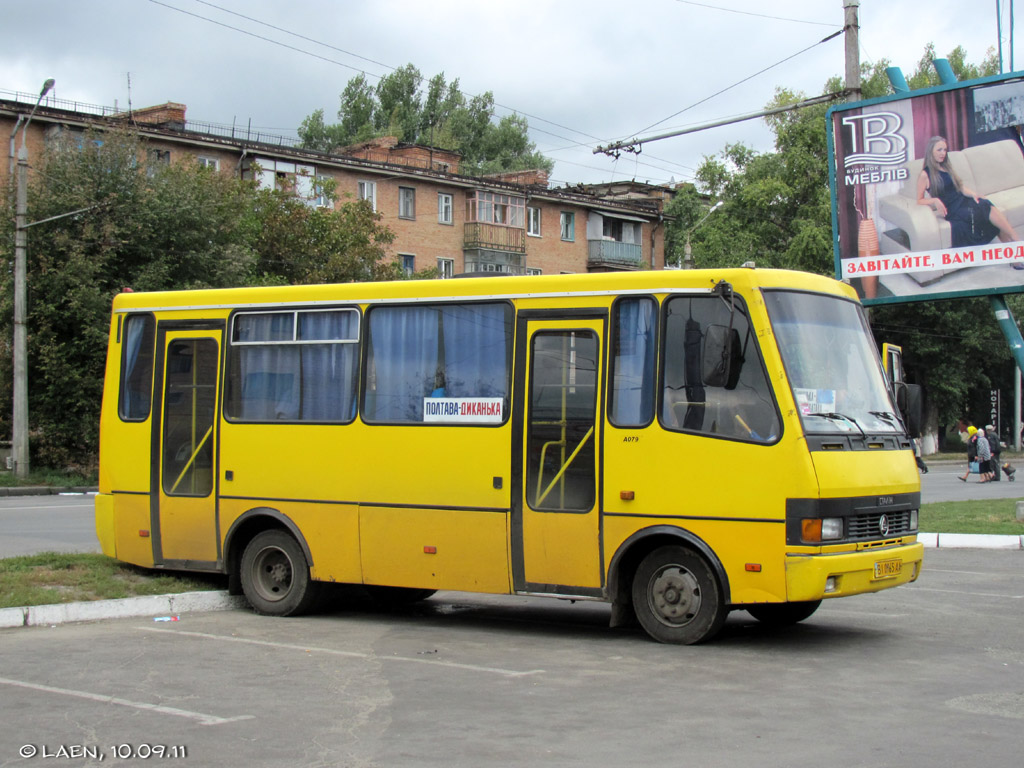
[110,267,857,313]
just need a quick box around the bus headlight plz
[801,518,844,543]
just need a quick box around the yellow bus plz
[95,267,923,644]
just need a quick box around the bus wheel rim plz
[648,565,700,627]
[251,546,293,602]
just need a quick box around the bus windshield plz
[763,291,900,435]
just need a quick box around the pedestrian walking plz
[986,424,1002,482]
[958,425,978,482]
[977,427,994,483]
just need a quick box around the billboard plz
[828,71,1024,305]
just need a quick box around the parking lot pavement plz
[1,548,1023,768]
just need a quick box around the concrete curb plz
[0,590,247,629]
[0,486,97,497]
[920,532,1023,549]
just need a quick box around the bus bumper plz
[94,493,117,558]
[784,541,924,602]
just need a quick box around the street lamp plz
[12,78,55,478]
[682,200,723,270]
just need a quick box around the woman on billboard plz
[917,135,1020,246]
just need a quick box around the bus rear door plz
[150,323,224,567]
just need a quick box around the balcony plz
[587,239,645,270]
[464,222,526,254]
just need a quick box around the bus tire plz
[631,545,726,645]
[365,586,437,606]
[746,600,821,626]
[240,529,321,616]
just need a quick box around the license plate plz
[873,559,902,579]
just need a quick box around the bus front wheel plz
[240,530,320,616]
[631,545,726,645]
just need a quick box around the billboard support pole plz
[989,295,1024,446]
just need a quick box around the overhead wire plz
[148,0,840,186]
[630,27,843,137]
[672,0,837,27]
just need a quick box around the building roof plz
[1,89,667,220]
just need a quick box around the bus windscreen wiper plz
[806,412,865,433]
[868,410,897,423]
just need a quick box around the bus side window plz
[119,314,155,421]
[363,303,513,424]
[661,296,779,443]
[225,309,360,423]
[609,296,656,427]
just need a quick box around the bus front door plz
[513,316,604,594]
[151,325,223,567]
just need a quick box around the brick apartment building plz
[2,90,672,276]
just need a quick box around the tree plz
[664,44,1011,439]
[0,128,400,470]
[298,64,553,175]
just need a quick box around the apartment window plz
[358,180,377,212]
[438,258,455,279]
[197,156,220,172]
[526,267,542,276]
[225,309,360,423]
[399,187,416,219]
[560,212,575,241]
[146,149,171,177]
[602,217,639,243]
[247,158,317,202]
[438,193,453,225]
[467,191,525,227]
[400,254,415,275]
[527,207,541,237]
[314,174,333,208]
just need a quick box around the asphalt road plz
[0,494,99,558]
[1,548,1022,768]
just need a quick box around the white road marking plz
[137,627,545,678]
[0,676,253,726]
[910,587,1024,599]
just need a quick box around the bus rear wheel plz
[631,545,726,645]
[240,530,321,616]
[746,600,821,627]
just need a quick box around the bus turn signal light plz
[745,563,762,572]
[423,546,437,555]
[139,530,150,538]
[620,491,635,501]
[801,518,843,543]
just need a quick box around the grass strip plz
[0,552,223,609]
[920,498,1024,535]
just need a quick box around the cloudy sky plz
[3,0,1016,187]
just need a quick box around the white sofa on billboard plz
[876,139,1024,278]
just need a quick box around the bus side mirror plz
[894,381,908,412]
[894,382,923,438]
[703,325,743,389]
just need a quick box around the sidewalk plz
[0,485,97,496]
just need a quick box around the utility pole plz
[844,0,861,103]
[12,78,54,479]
